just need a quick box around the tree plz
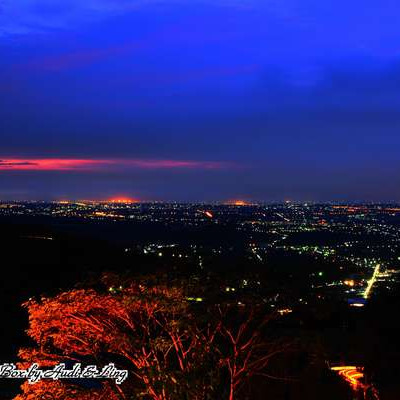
[15,284,218,400]
[15,279,292,400]
[212,305,294,400]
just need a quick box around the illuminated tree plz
[15,279,292,400]
[15,285,217,400]
[15,380,115,400]
[212,305,294,400]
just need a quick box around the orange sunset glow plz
[108,197,139,204]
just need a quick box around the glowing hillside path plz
[331,366,380,399]
[331,366,364,387]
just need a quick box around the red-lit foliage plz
[15,281,290,399]
[16,380,112,400]
[15,285,218,400]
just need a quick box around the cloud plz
[0,158,232,171]
[24,41,142,71]
[0,0,265,37]
[0,159,102,170]
[0,160,37,166]
[0,0,144,36]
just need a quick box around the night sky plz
[1,1,399,202]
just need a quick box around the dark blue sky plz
[1,0,399,201]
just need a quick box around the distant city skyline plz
[1,0,399,201]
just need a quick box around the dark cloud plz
[0,160,38,166]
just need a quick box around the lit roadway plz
[331,366,364,387]
[363,264,381,299]
[331,366,380,399]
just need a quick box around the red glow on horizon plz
[0,158,231,171]
[108,197,139,204]
[226,200,250,206]
[0,158,104,171]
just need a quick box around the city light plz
[108,197,138,204]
